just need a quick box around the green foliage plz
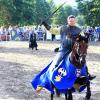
[33,0,52,25]
[76,15,85,26]
[0,0,80,26]
[0,0,35,26]
[0,0,11,26]
[0,0,52,26]
[52,5,78,25]
[76,0,100,27]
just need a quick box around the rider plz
[54,15,81,67]
[43,15,95,80]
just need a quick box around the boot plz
[86,66,96,80]
[88,74,96,80]
[35,47,38,50]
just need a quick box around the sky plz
[53,0,77,7]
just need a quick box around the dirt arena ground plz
[0,41,100,100]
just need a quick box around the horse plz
[31,35,91,100]
[50,35,91,100]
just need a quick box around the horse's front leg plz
[85,80,91,100]
[51,83,55,100]
[67,89,73,100]
[65,93,68,100]
[51,93,54,100]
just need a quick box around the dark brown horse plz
[33,35,91,100]
[50,35,91,100]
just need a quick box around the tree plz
[47,0,56,23]
[10,0,35,25]
[53,5,78,25]
[76,15,85,26]
[33,0,52,25]
[0,0,13,26]
[0,0,35,26]
[76,0,100,26]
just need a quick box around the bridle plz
[70,36,88,68]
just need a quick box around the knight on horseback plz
[31,15,96,100]
[52,15,95,80]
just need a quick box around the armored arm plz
[41,21,51,30]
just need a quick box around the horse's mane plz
[75,34,88,43]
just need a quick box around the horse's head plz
[71,35,88,68]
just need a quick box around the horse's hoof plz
[84,97,90,100]
[68,96,73,100]
[36,86,43,93]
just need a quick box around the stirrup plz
[36,86,43,92]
